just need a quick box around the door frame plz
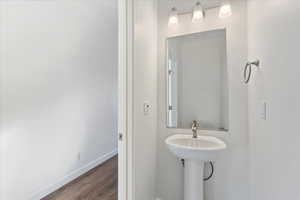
[118,0,133,199]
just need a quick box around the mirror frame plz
[165,28,229,129]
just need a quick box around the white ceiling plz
[169,0,222,12]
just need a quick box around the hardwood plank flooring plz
[42,156,117,200]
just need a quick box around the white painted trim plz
[126,0,134,199]
[29,150,117,200]
[118,0,128,200]
[118,0,134,200]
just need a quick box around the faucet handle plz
[192,120,200,128]
[191,120,200,138]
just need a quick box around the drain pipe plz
[181,159,214,181]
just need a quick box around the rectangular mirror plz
[166,29,229,130]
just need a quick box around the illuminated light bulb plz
[169,7,179,25]
[192,2,204,22]
[219,1,232,18]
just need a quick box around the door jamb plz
[118,0,133,199]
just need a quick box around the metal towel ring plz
[244,60,260,84]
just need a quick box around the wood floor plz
[42,156,117,200]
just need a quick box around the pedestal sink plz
[165,134,226,200]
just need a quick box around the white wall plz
[0,1,118,199]
[156,1,249,200]
[248,1,300,200]
[132,0,157,199]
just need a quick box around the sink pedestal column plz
[184,160,204,200]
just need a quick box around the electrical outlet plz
[143,102,151,115]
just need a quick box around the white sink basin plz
[165,134,227,200]
[165,134,226,161]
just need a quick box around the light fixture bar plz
[168,1,233,26]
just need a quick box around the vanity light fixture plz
[219,0,232,18]
[169,0,233,26]
[168,7,179,25]
[192,2,204,22]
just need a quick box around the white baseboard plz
[29,149,118,200]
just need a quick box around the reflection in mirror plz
[167,29,229,130]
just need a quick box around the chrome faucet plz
[191,120,200,138]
